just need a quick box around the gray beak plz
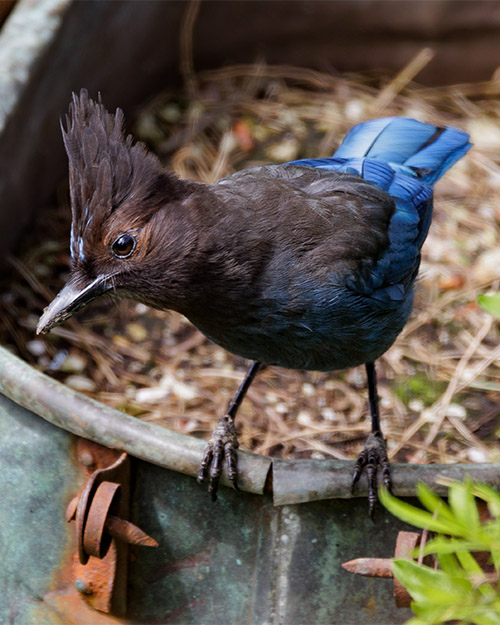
[37,274,113,335]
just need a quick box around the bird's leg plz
[198,361,262,501]
[352,361,392,519]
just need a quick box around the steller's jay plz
[37,90,471,516]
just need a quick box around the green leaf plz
[417,483,455,522]
[392,559,468,605]
[472,483,500,519]
[478,293,500,318]
[379,487,465,535]
[456,551,497,600]
[491,548,500,571]
[420,536,489,557]
[449,481,480,532]
[411,602,450,624]
[436,551,463,577]
[457,606,500,625]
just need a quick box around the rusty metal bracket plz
[65,440,158,616]
[342,530,433,607]
[342,519,494,609]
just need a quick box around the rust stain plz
[363,595,377,618]
[42,441,128,619]
[149,598,207,625]
[148,541,216,583]
[76,439,122,474]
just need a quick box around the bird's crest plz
[61,89,182,263]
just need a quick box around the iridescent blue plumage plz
[287,117,471,305]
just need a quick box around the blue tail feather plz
[288,116,471,186]
[285,116,471,300]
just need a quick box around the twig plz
[179,0,201,100]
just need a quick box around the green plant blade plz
[449,480,480,532]
[416,482,455,522]
[379,487,466,535]
[392,559,469,605]
[478,293,500,318]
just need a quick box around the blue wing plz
[285,117,471,300]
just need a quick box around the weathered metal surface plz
[272,457,500,504]
[341,531,422,607]
[0,346,271,496]
[72,451,130,564]
[65,448,158,615]
[128,459,416,624]
[1,392,420,624]
[0,393,82,625]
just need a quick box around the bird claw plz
[197,414,239,501]
[351,431,392,520]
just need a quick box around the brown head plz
[37,90,203,335]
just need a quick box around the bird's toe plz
[352,431,391,520]
[198,414,240,501]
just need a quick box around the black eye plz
[111,234,136,258]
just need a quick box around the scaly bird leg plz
[352,361,392,519]
[198,361,263,501]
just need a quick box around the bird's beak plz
[37,274,113,335]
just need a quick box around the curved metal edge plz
[0,346,271,495]
[0,0,71,133]
[272,458,500,505]
[2,347,499,504]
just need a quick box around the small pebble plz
[345,369,365,387]
[467,448,488,463]
[311,453,325,460]
[136,386,169,403]
[162,374,196,401]
[297,410,312,426]
[445,403,467,420]
[265,137,299,162]
[65,375,96,393]
[275,402,288,415]
[159,103,181,124]
[408,399,424,413]
[344,99,364,121]
[302,383,315,397]
[126,322,148,342]
[47,350,68,372]
[265,392,279,404]
[474,248,500,283]
[60,354,87,373]
[26,339,46,357]
[320,407,337,422]
[181,419,198,433]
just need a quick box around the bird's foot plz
[351,431,392,520]
[197,414,239,501]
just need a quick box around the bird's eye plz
[111,233,136,258]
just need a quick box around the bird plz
[37,90,471,517]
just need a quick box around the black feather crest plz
[61,89,185,261]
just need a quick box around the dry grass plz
[1,54,499,465]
